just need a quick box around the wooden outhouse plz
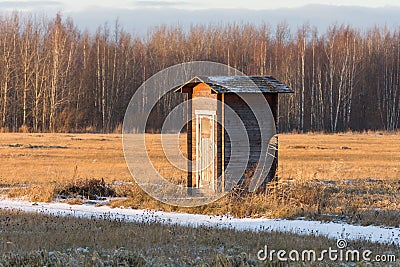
[173,76,292,193]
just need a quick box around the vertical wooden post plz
[221,93,225,193]
[187,92,192,188]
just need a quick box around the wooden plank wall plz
[224,93,278,192]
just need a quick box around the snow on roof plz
[173,76,293,93]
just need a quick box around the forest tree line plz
[0,13,399,133]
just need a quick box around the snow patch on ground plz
[0,199,399,246]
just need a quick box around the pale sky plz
[123,0,399,10]
[1,0,400,34]
[1,0,400,12]
[53,0,400,11]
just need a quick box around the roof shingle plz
[173,75,293,93]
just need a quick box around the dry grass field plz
[0,132,398,184]
[279,132,400,181]
[0,133,130,185]
[0,132,399,226]
[0,132,399,266]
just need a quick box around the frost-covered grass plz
[0,210,398,266]
[1,199,400,246]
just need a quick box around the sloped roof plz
[173,75,293,94]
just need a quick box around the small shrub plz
[18,124,30,133]
[113,123,122,134]
[56,178,117,200]
[0,126,9,133]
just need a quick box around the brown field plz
[0,133,130,185]
[279,132,400,181]
[0,132,399,265]
[0,132,399,226]
[0,132,398,184]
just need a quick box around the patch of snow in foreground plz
[0,199,399,247]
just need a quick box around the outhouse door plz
[195,110,216,191]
